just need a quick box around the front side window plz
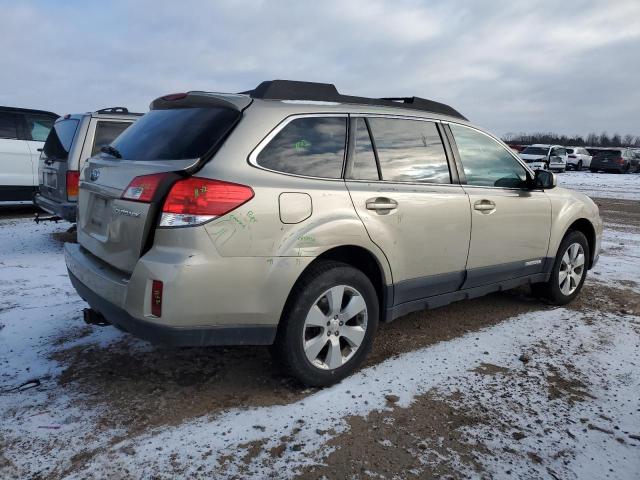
[23,114,56,142]
[91,121,132,156]
[348,118,379,180]
[450,124,528,188]
[0,112,17,139]
[367,118,450,183]
[256,117,346,178]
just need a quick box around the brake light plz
[568,154,576,158]
[616,157,625,164]
[160,177,254,227]
[66,171,79,201]
[151,280,163,317]
[122,173,169,202]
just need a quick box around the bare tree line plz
[502,132,640,147]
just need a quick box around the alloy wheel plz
[559,242,585,295]
[302,285,368,370]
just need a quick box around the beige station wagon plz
[65,80,602,386]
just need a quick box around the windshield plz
[108,107,240,160]
[521,147,548,155]
[42,119,79,161]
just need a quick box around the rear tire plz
[532,230,589,305]
[577,160,583,171]
[589,168,597,173]
[273,261,379,387]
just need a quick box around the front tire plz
[273,261,379,387]
[532,230,589,305]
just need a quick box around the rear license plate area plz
[43,171,57,189]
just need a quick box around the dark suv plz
[589,148,639,173]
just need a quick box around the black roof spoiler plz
[241,80,467,120]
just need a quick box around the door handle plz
[366,197,398,211]
[473,199,496,213]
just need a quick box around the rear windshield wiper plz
[100,145,122,159]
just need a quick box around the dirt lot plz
[1,194,639,479]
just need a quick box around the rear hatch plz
[39,116,83,202]
[592,150,622,166]
[77,93,251,273]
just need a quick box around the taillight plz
[66,171,79,201]
[616,157,625,164]
[568,154,576,158]
[160,177,254,227]
[122,173,169,202]
[151,280,163,317]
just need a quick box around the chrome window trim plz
[247,113,349,181]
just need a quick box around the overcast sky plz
[1,0,639,137]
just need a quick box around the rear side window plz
[42,119,80,161]
[110,107,240,160]
[91,121,132,156]
[23,114,56,142]
[368,118,450,183]
[256,117,346,178]
[348,118,379,180]
[0,112,18,139]
[566,148,574,154]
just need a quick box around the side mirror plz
[533,169,556,189]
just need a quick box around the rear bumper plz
[34,193,76,222]
[68,270,276,346]
[64,241,285,346]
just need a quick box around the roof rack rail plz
[243,80,467,120]
[95,107,129,114]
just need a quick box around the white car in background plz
[519,144,568,172]
[565,147,592,171]
[0,106,58,201]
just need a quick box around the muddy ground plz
[1,196,639,478]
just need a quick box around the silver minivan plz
[65,81,602,386]
[35,107,140,222]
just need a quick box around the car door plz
[446,123,552,288]
[0,110,33,198]
[345,116,471,306]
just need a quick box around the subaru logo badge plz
[90,169,100,181]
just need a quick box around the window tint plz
[42,119,79,161]
[23,114,56,142]
[256,117,346,178]
[110,107,240,160]
[0,112,18,139]
[348,118,379,180]
[91,121,132,156]
[368,118,450,183]
[450,124,528,188]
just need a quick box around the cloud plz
[1,0,639,137]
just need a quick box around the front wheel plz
[532,230,589,305]
[273,261,379,387]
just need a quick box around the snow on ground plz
[1,197,639,477]
[557,171,640,200]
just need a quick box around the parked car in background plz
[589,148,639,173]
[0,106,58,201]
[565,147,592,171]
[519,144,568,172]
[65,80,602,386]
[34,107,140,222]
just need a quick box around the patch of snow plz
[557,171,640,200]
